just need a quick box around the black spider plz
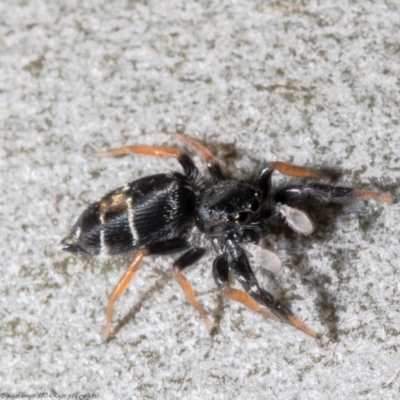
[62,134,396,341]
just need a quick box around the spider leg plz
[271,183,396,235]
[268,161,327,179]
[101,238,187,342]
[213,254,280,322]
[176,134,224,182]
[274,182,397,205]
[96,144,203,189]
[255,161,327,187]
[173,248,215,332]
[227,249,319,338]
[254,162,327,207]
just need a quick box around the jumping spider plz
[62,134,397,341]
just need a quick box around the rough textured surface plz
[1,1,400,399]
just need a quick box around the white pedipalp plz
[243,242,282,274]
[277,204,314,235]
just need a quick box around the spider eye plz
[237,211,249,223]
[243,199,259,212]
[228,211,249,224]
[249,199,259,212]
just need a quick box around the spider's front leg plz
[254,161,327,235]
[254,161,327,205]
[218,242,319,338]
[213,253,280,323]
[274,182,397,205]
[270,182,397,234]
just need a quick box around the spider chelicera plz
[62,134,396,341]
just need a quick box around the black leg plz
[274,182,397,205]
[172,248,214,332]
[177,134,224,182]
[255,161,327,208]
[174,248,206,267]
[102,238,188,342]
[212,254,284,325]
[254,164,273,205]
[147,238,188,255]
[228,250,318,338]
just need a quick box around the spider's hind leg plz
[96,144,203,190]
[173,248,215,332]
[102,238,187,342]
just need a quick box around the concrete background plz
[1,1,400,399]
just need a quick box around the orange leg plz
[177,134,224,182]
[221,285,279,322]
[215,253,319,338]
[356,189,397,204]
[269,161,397,203]
[96,144,199,184]
[221,284,318,338]
[176,134,218,168]
[172,248,214,332]
[101,249,148,342]
[285,314,320,338]
[177,134,327,182]
[173,267,215,332]
[275,182,397,205]
[96,145,184,160]
[269,161,327,180]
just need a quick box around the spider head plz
[195,180,262,237]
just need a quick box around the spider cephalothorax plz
[62,134,396,341]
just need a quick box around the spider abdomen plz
[62,172,196,256]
